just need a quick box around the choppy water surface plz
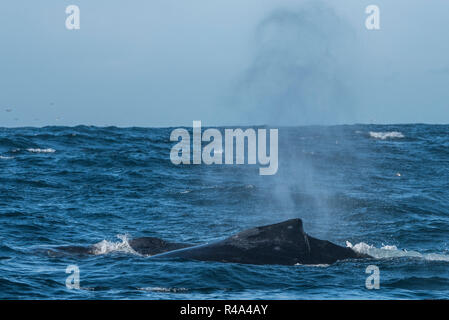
[0,124,448,299]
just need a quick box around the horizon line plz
[1,122,448,130]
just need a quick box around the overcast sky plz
[1,0,448,127]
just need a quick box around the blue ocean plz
[0,124,448,299]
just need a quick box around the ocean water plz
[0,124,448,299]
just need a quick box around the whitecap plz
[346,241,449,262]
[90,234,141,256]
[0,155,13,160]
[369,131,404,140]
[294,263,330,267]
[27,148,56,153]
[137,287,189,293]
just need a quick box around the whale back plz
[128,237,192,255]
[151,218,366,265]
[48,237,193,257]
[46,218,370,265]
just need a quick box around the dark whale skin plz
[47,219,371,265]
[150,219,371,265]
[50,237,192,256]
[127,237,192,255]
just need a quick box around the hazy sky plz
[1,0,448,127]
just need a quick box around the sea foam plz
[369,131,404,140]
[91,234,141,256]
[346,241,449,262]
[27,148,56,153]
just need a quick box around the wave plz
[346,241,449,262]
[90,235,140,256]
[295,263,330,267]
[26,148,56,153]
[0,155,13,160]
[369,131,404,140]
[137,287,189,293]
[384,276,449,290]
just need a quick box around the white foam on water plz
[137,287,189,293]
[91,234,140,256]
[27,148,56,153]
[0,155,13,160]
[346,241,449,262]
[295,263,330,267]
[369,131,404,140]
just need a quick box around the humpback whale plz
[51,219,371,265]
[50,237,192,257]
[150,219,370,265]
[128,237,192,255]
